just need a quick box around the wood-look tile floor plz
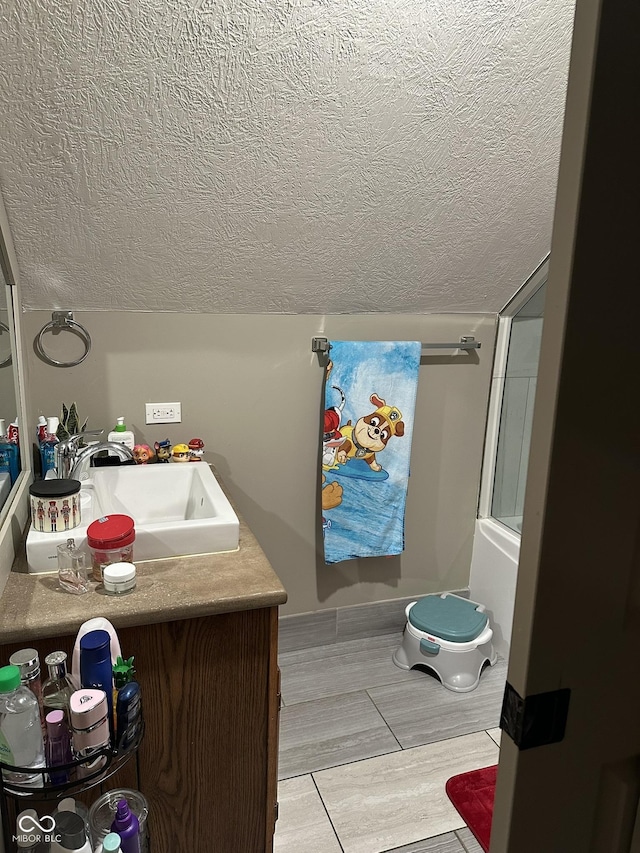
[275,632,506,853]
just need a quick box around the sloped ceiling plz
[0,0,574,314]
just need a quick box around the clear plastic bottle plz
[42,651,78,724]
[0,665,46,785]
[9,649,45,728]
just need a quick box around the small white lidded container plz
[102,562,136,595]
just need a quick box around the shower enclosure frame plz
[468,256,548,659]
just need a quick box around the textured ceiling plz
[0,0,574,314]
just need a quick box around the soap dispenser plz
[108,418,135,451]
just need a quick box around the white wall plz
[0,0,574,314]
[21,310,496,615]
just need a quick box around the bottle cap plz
[45,650,69,679]
[54,811,87,850]
[80,629,111,663]
[0,664,21,693]
[103,832,123,852]
[47,416,60,435]
[114,417,126,432]
[87,515,135,549]
[8,648,40,679]
[69,688,108,727]
[116,799,130,819]
[46,708,65,726]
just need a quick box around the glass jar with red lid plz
[86,514,135,583]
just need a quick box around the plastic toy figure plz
[154,438,171,463]
[188,438,204,461]
[171,443,190,462]
[133,444,155,464]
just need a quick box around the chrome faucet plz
[55,430,104,479]
[55,430,135,480]
[69,441,135,481]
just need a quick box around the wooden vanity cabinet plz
[0,605,281,853]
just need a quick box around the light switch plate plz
[145,402,182,424]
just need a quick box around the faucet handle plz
[58,429,104,449]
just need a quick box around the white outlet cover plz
[145,402,182,424]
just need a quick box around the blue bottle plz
[79,630,114,742]
[116,682,142,750]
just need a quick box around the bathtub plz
[468,517,521,659]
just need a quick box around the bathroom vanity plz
[0,502,286,852]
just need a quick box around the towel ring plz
[0,321,12,367]
[35,311,92,367]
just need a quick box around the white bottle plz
[107,417,135,450]
[94,832,123,853]
[50,810,92,852]
[16,808,42,851]
[0,664,45,786]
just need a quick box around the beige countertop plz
[0,497,287,645]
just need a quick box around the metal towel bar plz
[312,336,481,363]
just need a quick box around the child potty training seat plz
[393,593,497,692]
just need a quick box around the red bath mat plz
[445,764,497,852]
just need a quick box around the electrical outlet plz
[145,402,182,424]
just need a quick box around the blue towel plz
[321,340,422,564]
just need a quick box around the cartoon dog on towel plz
[337,394,405,472]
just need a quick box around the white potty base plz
[393,603,497,693]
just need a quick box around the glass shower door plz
[491,277,546,533]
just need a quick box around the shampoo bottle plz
[110,800,140,853]
[107,418,135,451]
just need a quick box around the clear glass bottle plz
[42,651,77,725]
[0,664,46,785]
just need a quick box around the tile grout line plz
[310,771,346,853]
[455,828,480,853]
[365,688,404,752]
[278,677,422,708]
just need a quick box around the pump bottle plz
[107,418,135,451]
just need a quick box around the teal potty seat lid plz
[408,594,488,642]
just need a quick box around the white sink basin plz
[25,464,239,573]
